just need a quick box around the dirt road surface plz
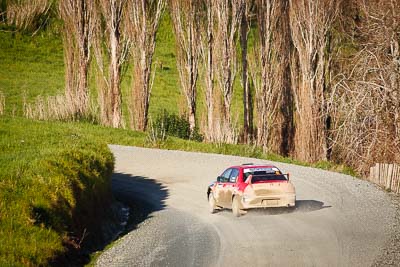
[96,145,396,267]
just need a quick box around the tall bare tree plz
[289,0,341,162]
[199,0,215,141]
[250,0,287,152]
[126,0,165,131]
[170,0,201,133]
[96,0,128,128]
[214,0,243,130]
[60,0,97,117]
[264,0,293,155]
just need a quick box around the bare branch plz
[170,0,201,133]
[60,0,98,117]
[126,0,165,131]
[213,0,243,139]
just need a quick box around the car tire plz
[232,196,242,217]
[209,192,217,214]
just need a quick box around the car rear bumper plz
[241,193,296,209]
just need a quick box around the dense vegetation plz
[0,117,114,266]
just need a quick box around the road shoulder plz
[373,193,400,266]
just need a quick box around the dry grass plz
[23,94,98,122]
[6,0,51,32]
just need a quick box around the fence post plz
[396,165,399,193]
[369,163,400,194]
[386,164,393,190]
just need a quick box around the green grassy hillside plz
[0,29,64,116]
[0,14,244,124]
[0,117,114,266]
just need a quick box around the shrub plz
[146,117,167,148]
[152,110,203,141]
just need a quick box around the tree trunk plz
[77,55,89,115]
[134,52,151,131]
[223,94,231,126]
[295,81,327,162]
[188,103,196,133]
[240,1,252,143]
[280,60,295,156]
[205,0,214,138]
[109,21,122,128]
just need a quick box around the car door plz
[214,168,232,206]
[225,168,239,207]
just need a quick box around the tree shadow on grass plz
[111,172,169,232]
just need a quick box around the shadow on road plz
[112,172,169,232]
[295,200,331,212]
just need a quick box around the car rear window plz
[243,167,282,179]
[251,174,287,183]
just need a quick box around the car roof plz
[229,164,278,170]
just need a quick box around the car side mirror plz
[217,176,222,182]
[285,173,290,181]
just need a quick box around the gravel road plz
[96,145,397,267]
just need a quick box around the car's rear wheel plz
[208,192,217,214]
[232,196,242,217]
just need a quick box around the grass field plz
[0,14,244,124]
[0,28,64,116]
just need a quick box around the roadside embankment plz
[0,117,116,266]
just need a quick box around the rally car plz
[207,164,296,217]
